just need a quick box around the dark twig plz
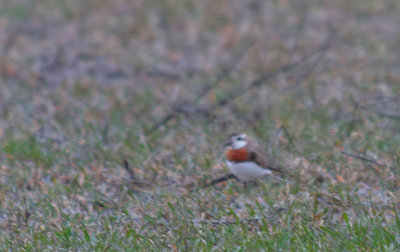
[23,196,30,227]
[277,125,294,145]
[358,96,400,120]
[210,39,332,111]
[192,218,259,225]
[147,114,176,135]
[203,173,239,188]
[267,165,285,174]
[340,151,387,167]
[363,109,400,120]
[122,159,151,189]
[123,159,135,181]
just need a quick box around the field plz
[1,0,400,250]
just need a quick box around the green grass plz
[1,0,400,250]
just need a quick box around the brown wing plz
[246,137,284,174]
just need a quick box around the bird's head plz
[223,132,247,149]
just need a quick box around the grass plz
[1,0,400,250]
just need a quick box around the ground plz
[1,0,400,250]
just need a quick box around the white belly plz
[227,161,271,181]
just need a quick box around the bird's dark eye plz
[236,137,242,141]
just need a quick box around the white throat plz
[232,141,247,149]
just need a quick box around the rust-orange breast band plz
[226,147,249,163]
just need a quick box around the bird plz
[223,132,283,182]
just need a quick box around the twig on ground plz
[124,159,135,181]
[122,160,151,189]
[267,165,285,175]
[147,114,176,135]
[268,173,286,183]
[208,23,336,115]
[203,173,239,188]
[192,218,259,225]
[357,96,400,120]
[364,109,400,120]
[340,151,387,167]
[210,39,332,111]
[23,196,30,227]
[277,125,294,146]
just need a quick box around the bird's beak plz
[223,141,232,147]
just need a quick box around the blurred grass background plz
[1,0,400,250]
